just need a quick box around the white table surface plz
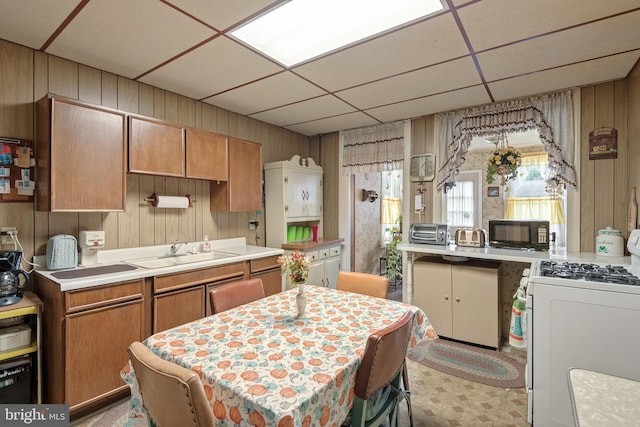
[568,368,640,427]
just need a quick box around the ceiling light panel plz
[231,0,445,67]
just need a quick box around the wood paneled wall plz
[0,39,310,264]
[580,81,629,251]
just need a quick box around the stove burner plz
[538,261,640,286]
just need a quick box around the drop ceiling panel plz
[203,71,326,115]
[294,14,469,92]
[489,52,640,101]
[337,57,480,109]
[140,37,283,100]
[250,95,356,127]
[166,0,277,30]
[285,112,379,136]
[478,11,640,82]
[46,0,215,79]
[0,0,80,49]
[366,86,491,123]
[459,0,640,52]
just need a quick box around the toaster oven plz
[409,223,449,245]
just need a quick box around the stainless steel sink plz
[124,251,236,269]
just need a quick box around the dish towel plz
[509,288,527,348]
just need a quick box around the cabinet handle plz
[455,297,460,302]
[285,204,288,212]
[444,295,449,300]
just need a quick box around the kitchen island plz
[33,238,284,420]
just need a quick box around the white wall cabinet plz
[265,155,323,248]
[413,257,501,348]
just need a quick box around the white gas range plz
[523,230,640,426]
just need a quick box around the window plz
[444,170,482,233]
[505,152,566,247]
[381,170,403,245]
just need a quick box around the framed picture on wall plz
[487,186,500,197]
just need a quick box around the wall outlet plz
[1,227,17,245]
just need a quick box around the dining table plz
[121,285,437,427]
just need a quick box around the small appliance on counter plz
[46,234,77,270]
[455,228,487,247]
[488,219,549,251]
[0,250,29,306]
[409,223,449,245]
[79,230,105,266]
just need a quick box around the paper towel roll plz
[156,195,189,208]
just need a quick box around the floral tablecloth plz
[121,285,437,427]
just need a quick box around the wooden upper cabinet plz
[211,138,263,212]
[36,95,127,211]
[185,128,228,181]
[129,115,185,177]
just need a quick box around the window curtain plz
[435,90,577,192]
[341,121,404,174]
[504,198,565,224]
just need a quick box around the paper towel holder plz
[144,193,195,208]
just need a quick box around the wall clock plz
[409,153,435,182]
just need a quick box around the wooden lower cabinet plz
[65,299,143,407]
[153,286,205,332]
[250,255,282,296]
[413,257,501,348]
[36,276,145,419]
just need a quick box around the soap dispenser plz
[202,235,211,252]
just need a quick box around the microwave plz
[488,219,550,251]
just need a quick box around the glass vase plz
[296,282,307,317]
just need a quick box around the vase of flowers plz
[486,145,522,185]
[278,250,310,316]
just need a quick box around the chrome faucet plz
[170,240,188,255]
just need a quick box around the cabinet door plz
[285,171,322,218]
[211,138,262,212]
[38,96,127,211]
[65,299,144,407]
[323,257,340,289]
[129,115,185,177]
[251,268,282,297]
[413,262,453,337]
[307,261,325,288]
[451,265,499,348]
[185,128,228,180]
[154,286,205,332]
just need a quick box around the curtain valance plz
[435,90,577,192]
[341,121,404,174]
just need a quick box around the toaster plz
[455,228,487,248]
[46,234,78,270]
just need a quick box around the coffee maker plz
[0,251,29,306]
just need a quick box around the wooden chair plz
[350,311,414,427]
[127,341,214,427]
[337,271,388,299]
[208,278,265,314]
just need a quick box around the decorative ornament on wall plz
[588,127,617,160]
[486,131,522,186]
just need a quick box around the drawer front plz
[319,248,330,259]
[154,262,248,293]
[305,250,319,262]
[250,255,280,273]
[65,280,144,313]
[329,246,340,257]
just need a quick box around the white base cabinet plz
[286,243,341,289]
[413,257,501,348]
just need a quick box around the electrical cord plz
[6,232,40,274]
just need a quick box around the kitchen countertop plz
[281,238,344,251]
[398,242,631,265]
[34,238,284,292]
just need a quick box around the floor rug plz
[408,338,525,389]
